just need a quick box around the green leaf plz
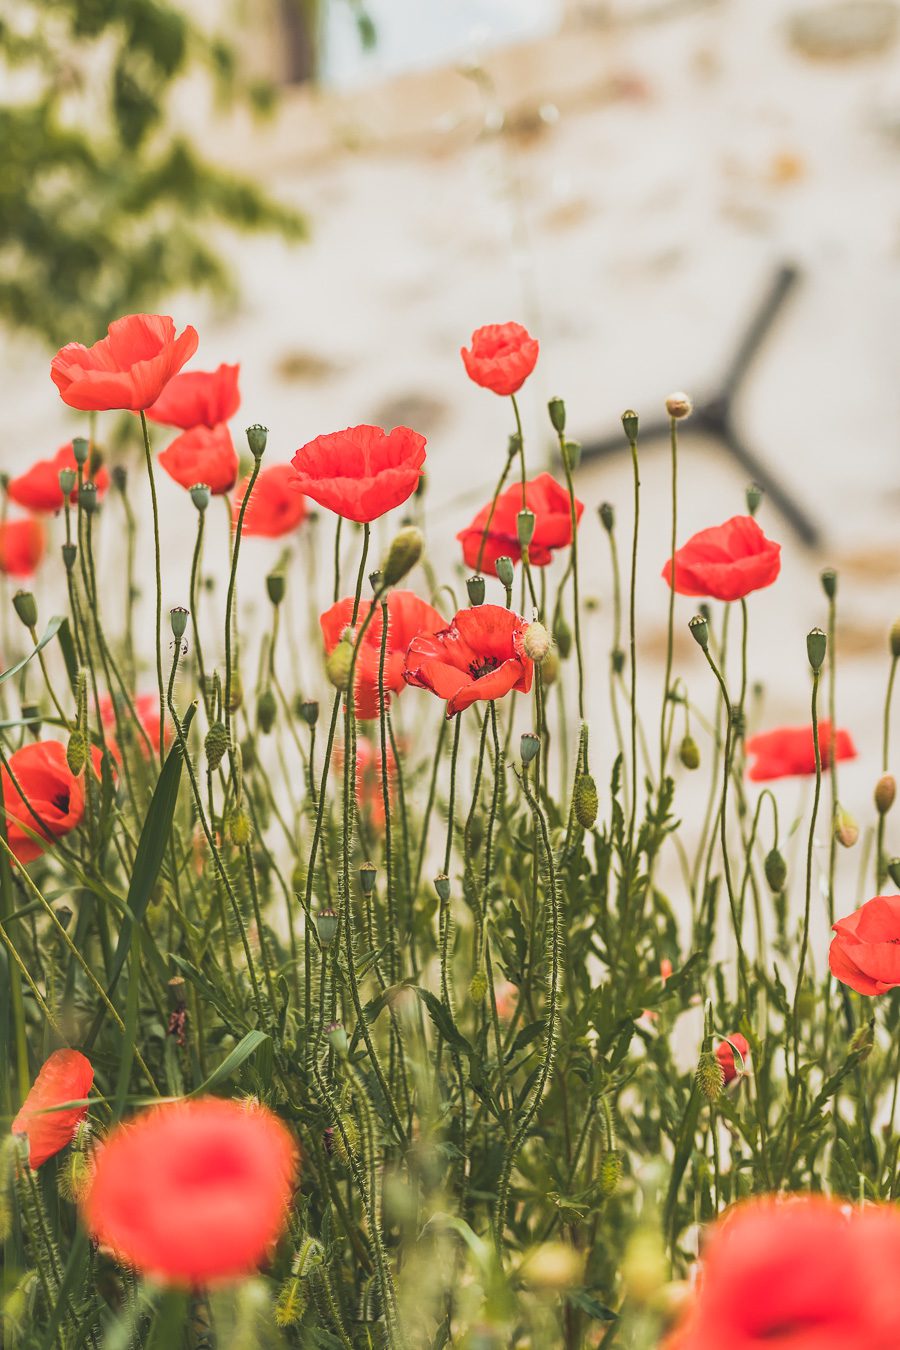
[188,1030,271,1096]
[415,986,471,1054]
[0,616,63,687]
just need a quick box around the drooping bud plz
[466,575,485,606]
[689,614,709,651]
[523,621,551,663]
[71,437,89,466]
[58,468,77,498]
[266,572,285,606]
[679,735,700,770]
[66,729,87,777]
[764,847,787,893]
[434,873,451,903]
[665,391,692,420]
[598,502,615,533]
[246,424,268,460]
[574,773,599,829]
[257,688,277,734]
[326,635,354,692]
[834,806,859,849]
[298,699,319,727]
[517,509,535,548]
[745,483,763,517]
[227,809,252,847]
[12,591,37,630]
[807,627,826,672]
[875,773,896,816]
[468,971,488,1004]
[316,908,338,947]
[541,649,560,685]
[621,411,639,446]
[359,861,377,896]
[190,483,210,513]
[381,526,424,587]
[170,606,189,642]
[496,556,515,590]
[205,721,228,771]
[695,1049,724,1102]
[548,396,566,434]
[820,567,837,600]
[520,732,540,765]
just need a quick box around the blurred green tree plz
[0,0,306,347]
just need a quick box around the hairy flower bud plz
[326,635,354,692]
[523,621,551,663]
[257,688,277,734]
[326,1021,348,1058]
[555,616,572,660]
[574,773,599,829]
[849,1018,875,1062]
[696,1049,725,1102]
[466,574,485,606]
[665,391,692,420]
[541,649,560,686]
[679,735,700,770]
[205,721,228,771]
[599,1149,622,1197]
[227,809,252,847]
[875,773,896,816]
[66,729,87,777]
[468,971,488,1004]
[12,591,37,630]
[332,1112,359,1167]
[764,847,787,893]
[381,526,424,587]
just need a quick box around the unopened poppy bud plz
[326,636,354,692]
[316,908,338,947]
[574,773,599,829]
[521,1241,584,1292]
[598,502,615,533]
[170,606,189,641]
[523,621,551,663]
[381,525,424,587]
[467,575,485,606]
[891,620,900,659]
[246,424,268,459]
[849,1019,875,1061]
[541,648,560,685]
[520,732,540,765]
[807,627,826,672]
[468,971,487,1004]
[58,468,77,497]
[190,483,210,512]
[820,567,837,600]
[434,873,451,902]
[695,1049,724,1102]
[555,616,572,659]
[564,439,582,470]
[298,699,319,727]
[266,571,285,606]
[79,482,98,514]
[496,556,515,589]
[745,483,763,517]
[689,614,709,651]
[12,591,37,630]
[548,396,566,433]
[240,737,256,771]
[834,806,858,849]
[621,410,639,446]
[359,861,377,896]
[326,1021,348,1058]
[71,437,89,466]
[257,688,277,734]
[889,858,900,889]
[679,735,700,770]
[227,809,252,847]
[62,542,77,572]
[111,464,127,493]
[66,729,87,777]
[274,1278,307,1329]
[332,1113,359,1166]
[876,773,896,816]
[599,1149,622,1196]
[369,569,383,593]
[205,721,228,770]
[665,391,692,420]
[517,509,535,548]
[764,847,787,893]
[611,647,625,674]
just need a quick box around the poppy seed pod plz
[298,699,319,727]
[621,410,639,446]
[79,481,98,514]
[190,482,210,513]
[381,526,424,587]
[246,424,268,459]
[807,627,827,672]
[496,555,515,589]
[523,620,551,663]
[520,732,540,765]
[689,615,709,651]
[745,483,763,517]
[679,735,700,770]
[434,874,451,902]
[574,773,599,829]
[205,721,228,771]
[563,439,581,470]
[58,468,77,497]
[62,542,77,572]
[359,861,377,896]
[257,689,277,735]
[12,590,37,630]
[170,606,189,642]
[316,908,338,947]
[875,773,896,816]
[612,647,625,675]
[516,509,536,548]
[820,567,837,600]
[325,636,354,692]
[71,437,89,466]
[764,847,787,893]
[665,391,693,420]
[598,501,615,533]
[695,1049,724,1102]
[266,571,286,607]
[467,575,486,607]
[548,396,566,434]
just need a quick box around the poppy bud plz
[205,721,228,771]
[548,396,566,434]
[316,908,338,947]
[517,509,536,548]
[849,1018,875,1061]
[246,424,268,460]
[170,606,189,642]
[359,861,377,896]
[598,502,615,533]
[876,773,896,815]
[834,806,859,849]
[563,439,582,470]
[190,483,210,513]
[12,591,37,630]
[62,542,77,572]
[541,649,560,685]
[333,1113,359,1167]
[820,567,837,600]
[58,468,77,497]
[434,873,450,902]
[266,572,285,606]
[520,732,540,765]
[555,616,572,660]
[891,620,900,659]
[764,847,787,893]
[574,773,598,829]
[689,614,709,651]
[21,702,41,734]
[111,465,127,493]
[679,735,700,770]
[523,621,551,663]
[298,699,319,727]
[621,410,639,446]
[599,1149,622,1196]
[695,1049,724,1102]
[326,1021,348,1058]
[612,647,625,674]
[468,971,487,1004]
[257,689,277,734]
[240,738,256,772]
[807,627,826,672]
[326,636,354,692]
[665,391,692,420]
[466,575,485,606]
[72,437,89,466]
[226,810,251,848]
[889,857,900,889]
[745,483,763,517]
[79,482,98,515]
[66,729,87,777]
[274,1278,307,1329]
[496,556,515,589]
[381,526,424,587]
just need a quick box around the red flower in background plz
[291,425,425,523]
[404,604,533,718]
[50,314,198,412]
[461,322,539,396]
[662,515,781,602]
[99,693,170,762]
[320,590,445,720]
[662,1195,900,1350]
[0,518,45,577]
[159,424,238,495]
[1,740,88,863]
[83,1098,297,1285]
[12,1049,94,1169]
[830,895,900,996]
[457,472,583,575]
[7,444,110,514]
[745,721,856,781]
[235,464,307,538]
[145,362,240,430]
[344,735,397,829]
[716,1033,750,1084]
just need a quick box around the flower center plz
[52,790,70,815]
[469,655,501,680]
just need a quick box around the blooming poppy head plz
[145,362,240,430]
[235,463,308,538]
[7,443,110,515]
[159,423,238,496]
[1,739,86,863]
[0,518,45,578]
[830,893,900,996]
[50,314,199,413]
[12,1049,94,1169]
[83,1097,297,1286]
[290,425,425,524]
[745,721,856,782]
[461,322,539,397]
[715,1033,750,1084]
[320,590,446,721]
[404,604,534,718]
[662,515,781,603]
[457,472,583,575]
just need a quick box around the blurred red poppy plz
[461,322,539,396]
[830,895,900,996]
[1,740,88,863]
[12,1049,94,1169]
[145,362,240,430]
[333,735,397,829]
[83,1097,297,1285]
[321,590,445,720]
[159,424,238,495]
[7,443,110,514]
[99,693,170,763]
[663,1194,900,1349]
[715,1033,749,1084]
[404,604,533,717]
[291,425,425,523]
[235,463,307,538]
[662,515,781,602]
[51,314,198,412]
[745,721,856,781]
[457,472,583,575]
[0,518,45,577]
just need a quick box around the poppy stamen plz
[469,655,501,680]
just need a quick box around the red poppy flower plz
[321,590,446,721]
[745,721,856,782]
[334,735,397,828]
[290,425,425,523]
[0,518,45,578]
[50,314,198,413]
[404,604,533,718]
[99,693,170,763]
[7,443,110,515]
[715,1033,749,1084]
[2,740,88,863]
[159,424,238,496]
[663,1194,900,1350]
[145,362,240,430]
[457,472,583,576]
[461,322,539,397]
[829,895,900,996]
[82,1097,297,1285]
[662,515,781,602]
[234,464,307,538]
[12,1048,94,1169]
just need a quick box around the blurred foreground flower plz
[320,590,445,721]
[146,362,240,430]
[0,518,45,578]
[235,463,308,538]
[8,442,109,513]
[159,424,238,495]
